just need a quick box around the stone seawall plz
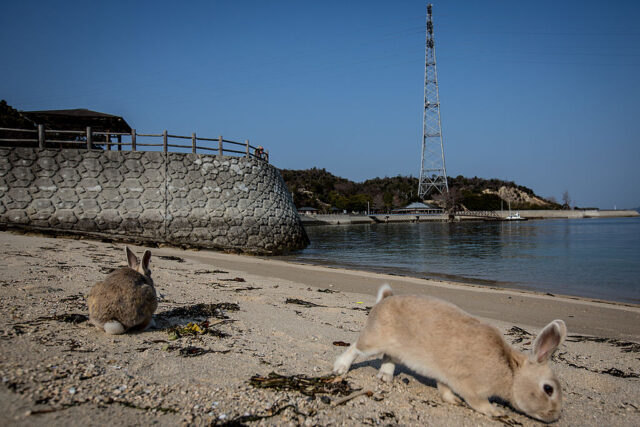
[0,148,309,254]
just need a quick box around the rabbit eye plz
[543,384,554,396]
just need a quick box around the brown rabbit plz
[88,247,157,335]
[333,284,567,422]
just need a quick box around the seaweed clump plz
[167,321,230,340]
[249,372,357,397]
[285,299,324,308]
[158,303,239,320]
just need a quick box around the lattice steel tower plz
[418,3,448,198]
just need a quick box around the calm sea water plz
[279,217,640,304]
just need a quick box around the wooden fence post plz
[218,135,223,156]
[131,129,136,151]
[86,127,92,150]
[163,130,168,153]
[245,139,250,158]
[117,134,122,151]
[192,133,196,154]
[106,132,110,150]
[38,124,45,149]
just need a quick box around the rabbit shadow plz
[350,358,437,389]
[349,358,527,422]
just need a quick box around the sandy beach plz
[0,231,638,426]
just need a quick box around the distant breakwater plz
[0,147,308,254]
[300,210,638,225]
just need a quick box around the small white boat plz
[503,201,527,221]
[505,211,526,221]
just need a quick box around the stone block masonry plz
[0,148,309,254]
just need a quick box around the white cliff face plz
[482,186,552,207]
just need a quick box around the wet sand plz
[0,231,638,426]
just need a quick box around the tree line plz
[281,168,562,213]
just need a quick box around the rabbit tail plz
[103,321,126,335]
[376,284,394,304]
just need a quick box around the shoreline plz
[300,210,639,225]
[156,246,640,341]
[270,256,640,307]
[1,231,639,426]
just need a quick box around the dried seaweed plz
[194,269,228,275]
[555,352,639,378]
[30,313,89,325]
[232,287,261,292]
[167,321,230,340]
[285,299,324,308]
[317,288,337,293]
[566,335,640,353]
[220,277,246,282]
[59,294,84,303]
[249,372,357,397]
[216,403,308,426]
[179,346,210,357]
[601,368,639,379]
[505,326,533,344]
[495,415,524,426]
[157,303,239,320]
[156,255,185,263]
[332,341,350,347]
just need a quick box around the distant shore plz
[300,209,639,225]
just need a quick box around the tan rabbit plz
[333,284,567,422]
[88,247,157,335]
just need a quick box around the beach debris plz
[600,368,639,379]
[555,352,639,378]
[157,303,239,320]
[179,346,210,357]
[495,415,524,426]
[167,321,229,340]
[285,298,324,308]
[232,286,261,292]
[566,334,640,353]
[317,288,338,293]
[505,326,533,344]
[332,341,350,347]
[220,277,245,282]
[59,294,84,303]
[331,389,374,406]
[194,269,228,275]
[156,255,185,263]
[217,403,310,426]
[350,306,372,312]
[29,313,89,325]
[249,372,357,397]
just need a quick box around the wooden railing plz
[0,126,269,162]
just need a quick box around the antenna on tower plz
[418,3,448,199]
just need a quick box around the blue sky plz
[1,0,638,208]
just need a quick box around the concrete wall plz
[0,148,309,254]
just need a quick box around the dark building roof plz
[21,109,132,133]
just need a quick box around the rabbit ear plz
[125,246,139,269]
[141,250,152,271]
[507,348,527,371]
[532,320,567,363]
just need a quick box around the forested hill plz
[280,168,562,213]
